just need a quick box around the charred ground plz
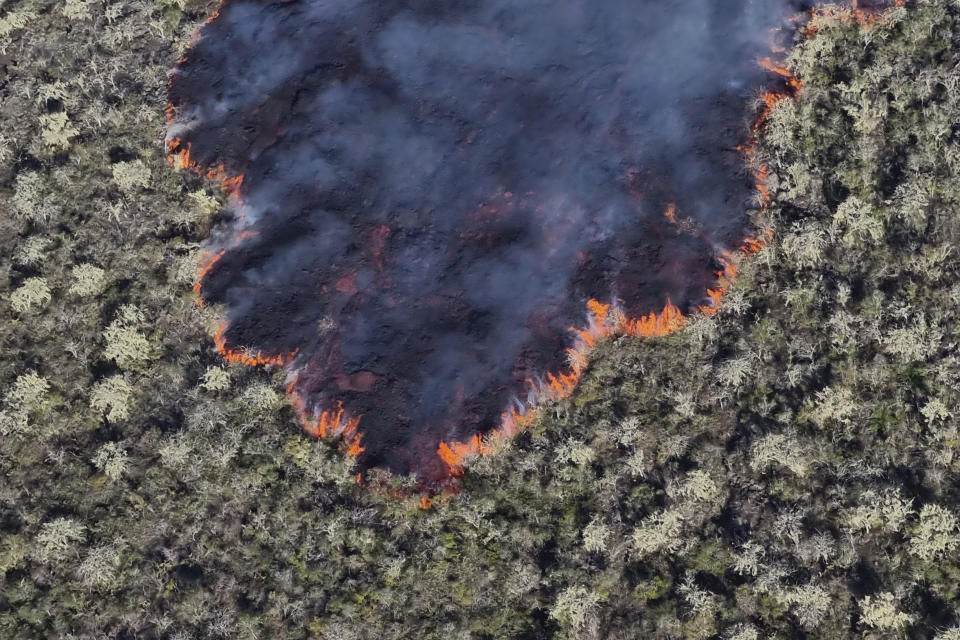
[167,0,812,476]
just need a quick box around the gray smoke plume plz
[168,0,815,480]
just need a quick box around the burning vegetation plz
[166,0,877,484]
[435,232,774,476]
[15,0,960,637]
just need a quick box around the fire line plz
[166,0,904,494]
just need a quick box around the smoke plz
[168,0,815,480]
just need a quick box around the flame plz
[193,249,226,304]
[212,322,295,367]
[170,0,903,494]
[849,0,908,24]
[746,43,809,209]
[300,399,365,457]
[167,0,380,499]
[288,381,367,467]
[664,202,677,224]
[758,57,804,90]
[437,429,511,476]
[433,35,802,477]
[805,0,907,38]
[753,92,789,134]
[167,138,245,198]
[623,300,686,338]
[166,2,224,91]
[435,223,773,477]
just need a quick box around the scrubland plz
[3,0,960,638]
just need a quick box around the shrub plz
[102,305,158,369]
[112,160,151,193]
[90,375,133,423]
[93,442,129,481]
[34,518,86,564]
[549,585,602,637]
[909,504,960,561]
[859,592,913,632]
[10,277,52,313]
[68,264,107,297]
[38,112,78,152]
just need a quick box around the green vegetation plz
[3,0,960,637]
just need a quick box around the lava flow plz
[167,0,903,485]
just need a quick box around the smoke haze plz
[168,0,814,479]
